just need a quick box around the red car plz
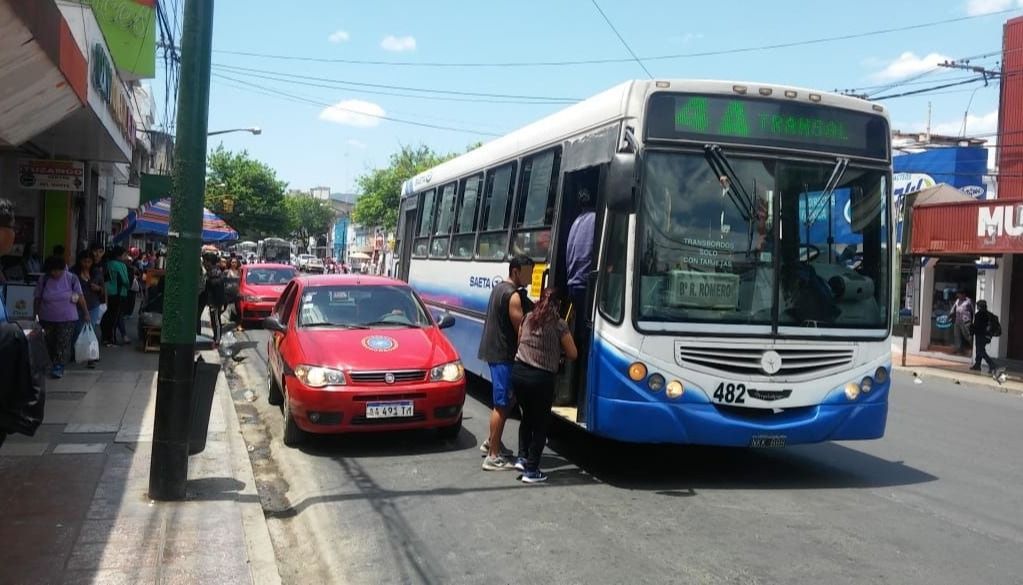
[264,274,465,446]
[237,263,299,326]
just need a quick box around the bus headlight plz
[844,382,860,400]
[666,380,685,399]
[874,367,888,385]
[860,377,874,393]
[628,362,647,382]
[647,373,665,392]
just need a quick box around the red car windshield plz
[246,267,296,285]
[298,285,430,328]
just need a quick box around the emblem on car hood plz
[362,335,398,352]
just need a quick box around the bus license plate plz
[366,401,414,419]
[749,435,786,448]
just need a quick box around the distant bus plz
[396,79,893,447]
[257,238,294,264]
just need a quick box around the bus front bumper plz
[591,395,888,446]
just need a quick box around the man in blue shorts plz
[478,255,534,470]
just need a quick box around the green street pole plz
[149,0,215,501]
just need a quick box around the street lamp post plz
[206,127,262,137]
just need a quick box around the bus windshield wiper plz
[704,145,754,223]
[805,157,849,226]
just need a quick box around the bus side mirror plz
[606,153,637,212]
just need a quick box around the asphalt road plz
[226,328,1023,585]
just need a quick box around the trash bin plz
[189,356,220,455]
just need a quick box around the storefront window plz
[928,258,977,350]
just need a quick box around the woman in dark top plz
[204,254,227,345]
[73,250,104,368]
[511,287,577,484]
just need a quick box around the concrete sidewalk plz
[892,349,1023,396]
[0,341,281,584]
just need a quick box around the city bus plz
[257,237,294,264]
[396,80,893,447]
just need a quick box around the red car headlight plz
[429,361,464,383]
[294,365,347,388]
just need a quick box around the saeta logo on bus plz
[469,275,504,289]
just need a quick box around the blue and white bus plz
[396,80,893,447]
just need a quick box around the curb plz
[893,364,1023,397]
[202,350,284,585]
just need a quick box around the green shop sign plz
[82,0,156,79]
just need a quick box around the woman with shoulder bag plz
[35,256,90,378]
[510,287,577,484]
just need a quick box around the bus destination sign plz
[646,93,889,159]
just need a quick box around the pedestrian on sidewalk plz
[203,253,227,346]
[511,287,577,483]
[950,292,974,356]
[73,250,104,368]
[478,255,535,471]
[34,256,90,378]
[970,300,1000,373]
[100,246,129,346]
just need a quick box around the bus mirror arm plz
[606,152,637,213]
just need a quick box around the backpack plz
[988,313,1002,337]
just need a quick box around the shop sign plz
[90,43,136,147]
[978,204,1023,239]
[82,0,157,79]
[17,160,85,191]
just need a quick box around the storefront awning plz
[114,198,239,243]
[910,197,1023,255]
[0,0,88,146]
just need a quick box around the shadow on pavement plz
[295,425,480,458]
[466,373,936,493]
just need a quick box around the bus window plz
[430,182,457,258]
[451,174,483,259]
[476,162,516,261]
[598,211,628,323]
[413,189,436,258]
[512,149,559,260]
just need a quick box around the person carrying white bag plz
[73,250,105,368]
[74,324,99,365]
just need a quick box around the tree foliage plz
[284,195,337,240]
[205,146,289,239]
[352,145,456,230]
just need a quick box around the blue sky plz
[152,0,1022,193]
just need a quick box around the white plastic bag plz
[221,330,236,352]
[96,303,108,322]
[75,324,100,363]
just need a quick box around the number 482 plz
[713,382,746,404]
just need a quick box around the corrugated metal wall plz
[911,199,1023,254]
[998,16,1023,201]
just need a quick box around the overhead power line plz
[202,9,1021,68]
[589,0,653,79]
[210,63,579,103]
[211,73,502,137]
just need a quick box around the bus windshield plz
[637,149,889,332]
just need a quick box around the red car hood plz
[293,326,456,370]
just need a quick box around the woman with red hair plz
[510,287,577,483]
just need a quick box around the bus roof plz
[403,79,888,195]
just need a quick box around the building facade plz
[900,15,1023,363]
[1,0,154,306]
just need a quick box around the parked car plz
[304,257,325,274]
[236,263,299,326]
[264,275,464,446]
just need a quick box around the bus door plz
[552,164,604,413]
[397,205,416,282]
